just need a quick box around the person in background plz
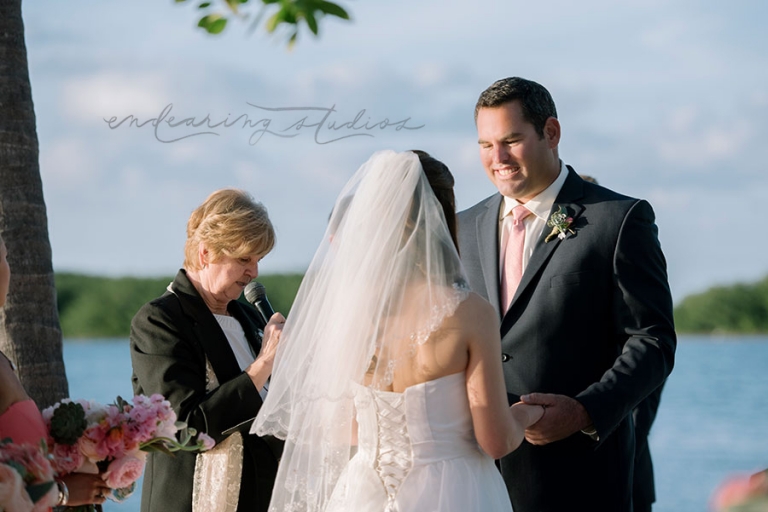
[130,189,285,512]
[458,76,676,512]
[0,232,111,508]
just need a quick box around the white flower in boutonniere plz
[545,205,576,243]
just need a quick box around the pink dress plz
[0,399,47,446]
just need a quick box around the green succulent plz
[50,402,87,445]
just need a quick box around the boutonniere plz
[545,205,576,242]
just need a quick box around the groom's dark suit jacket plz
[458,168,676,512]
[130,270,280,512]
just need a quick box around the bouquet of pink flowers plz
[43,394,214,506]
[0,438,58,512]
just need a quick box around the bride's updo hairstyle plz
[183,188,275,271]
[410,150,459,252]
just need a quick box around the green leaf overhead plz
[178,0,351,47]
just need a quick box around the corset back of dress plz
[371,392,412,511]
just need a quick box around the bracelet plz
[580,425,600,442]
[56,478,69,507]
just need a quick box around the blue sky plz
[22,0,768,303]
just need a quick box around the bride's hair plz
[410,150,458,252]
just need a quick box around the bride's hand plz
[510,402,545,429]
[519,392,592,445]
[246,313,285,390]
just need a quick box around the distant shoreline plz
[54,272,768,337]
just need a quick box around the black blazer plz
[633,380,665,511]
[458,168,676,512]
[130,270,280,512]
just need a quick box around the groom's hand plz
[519,393,592,445]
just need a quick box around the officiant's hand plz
[246,312,285,391]
[519,393,592,445]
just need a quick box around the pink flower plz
[0,462,35,512]
[711,471,768,511]
[103,426,127,459]
[126,418,155,445]
[128,403,153,425]
[132,395,151,407]
[197,433,215,451]
[0,443,54,484]
[103,451,147,489]
[50,442,84,475]
[79,424,109,462]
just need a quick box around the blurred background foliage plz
[673,276,768,334]
[56,272,304,338]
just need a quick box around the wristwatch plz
[56,479,69,507]
[581,425,599,442]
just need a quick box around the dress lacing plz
[372,391,412,512]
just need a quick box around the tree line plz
[673,275,768,334]
[55,272,768,338]
[56,273,304,338]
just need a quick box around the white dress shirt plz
[498,161,569,275]
[214,313,268,400]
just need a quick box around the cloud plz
[39,137,98,188]
[656,119,750,168]
[61,71,170,123]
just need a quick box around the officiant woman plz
[130,189,285,512]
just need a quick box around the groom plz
[457,77,676,512]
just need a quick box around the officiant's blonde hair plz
[183,188,275,271]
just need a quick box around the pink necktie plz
[500,205,532,312]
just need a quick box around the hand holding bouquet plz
[43,393,214,506]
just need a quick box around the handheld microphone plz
[244,281,275,325]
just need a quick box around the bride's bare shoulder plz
[452,292,498,326]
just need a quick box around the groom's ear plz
[543,117,561,148]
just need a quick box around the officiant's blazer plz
[457,167,676,512]
[130,270,281,512]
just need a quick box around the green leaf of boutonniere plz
[545,205,576,243]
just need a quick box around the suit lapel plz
[170,270,243,383]
[475,194,504,317]
[504,167,586,313]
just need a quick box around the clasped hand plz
[246,313,286,390]
[519,393,593,446]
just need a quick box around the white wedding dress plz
[325,372,513,512]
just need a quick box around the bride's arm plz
[350,412,358,447]
[463,295,543,459]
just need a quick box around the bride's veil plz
[252,150,469,511]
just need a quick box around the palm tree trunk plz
[0,0,68,408]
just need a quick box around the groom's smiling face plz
[476,101,561,203]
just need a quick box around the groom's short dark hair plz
[474,77,557,138]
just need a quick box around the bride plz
[252,150,543,512]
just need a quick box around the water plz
[63,335,768,512]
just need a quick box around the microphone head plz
[245,281,266,304]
